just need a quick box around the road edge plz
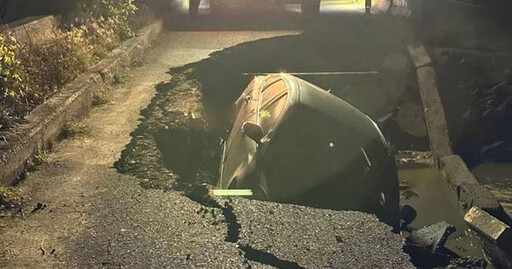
[0,20,163,186]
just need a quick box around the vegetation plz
[61,122,90,138]
[0,33,24,129]
[33,149,49,166]
[0,0,138,130]
[93,86,113,105]
[0,185,22,213]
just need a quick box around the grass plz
[61,122,90,139]
[113,70,128,84]
[0,186,22,213]
[93,86,113,106]
[33,149,49,166]
[131,54,146,68]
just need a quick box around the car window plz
[260,92,289,134]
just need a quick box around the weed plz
[131,54,145,67]
[61,122,90,139]
[93,86,113,105]
[0,186,22,214]
[33,149,49,166]
[113,70,127,84]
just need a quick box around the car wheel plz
[301,0,321,17]
[377,172,400,229]
[189,0,201,17]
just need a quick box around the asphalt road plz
[0,30,413,268]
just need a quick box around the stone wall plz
[6,15,61,45]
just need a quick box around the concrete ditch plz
[407,42,510,222]
[407,40,512,266]
[0,20,163,186]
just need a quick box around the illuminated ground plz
[0,30,413,268]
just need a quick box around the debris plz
[406,221,456,253]
[396,151,435,168]
[401,190,419,200]
[31,203,46,213]
[464,207,512,253]
[446,257,487,269]
[398,205,417,230]
[40,237,47,256]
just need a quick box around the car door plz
[253,76,290,195]
[219,77,262,188]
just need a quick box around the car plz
[218,73,399,226]
[188,0,322,17]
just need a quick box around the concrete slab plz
[416,66,452,157]
[407,43,432,68]
[464,207,511,251]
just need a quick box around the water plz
[398,166,491,265]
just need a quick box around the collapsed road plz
[0,27,415,268]
[1,6,512,269]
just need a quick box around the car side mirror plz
[242,121,264,145]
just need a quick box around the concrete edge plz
[407,42,452,158]
[406,42,512,226]
[7,15,61,46]
[464,207,512,268]
[0,20,163,186]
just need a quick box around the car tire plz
[301,0,321,17]
[376,166,400,229]
[189,0,200,17]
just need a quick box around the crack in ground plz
[182,184,306,269]
[240,245,305,269]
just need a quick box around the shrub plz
[0,33,26,123]
[74,0,137,40]
[86,20,120,58]
[92,86,113,105]
[19,26,95,106]
[61,122,90,138]
[0,0,138,129]
[1,27,97,127]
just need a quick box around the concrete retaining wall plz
[0,20,163,186]
[6,15,61,45]
[407,42,511,225]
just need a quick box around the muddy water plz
[398,167,491,264]
[472,162,512,217]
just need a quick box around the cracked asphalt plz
[0,29,414,268]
